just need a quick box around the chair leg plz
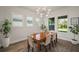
[27,40,30,52]
[56,34,57,43]
[28,45,30,52]
[45,46,47,52]
[49,44,51,49]
[54,40,56,47]
[51,41,54,47]
[51,41,55,47]
[32,48,34,52]
[52,40,55,47]
[54,40,56,46]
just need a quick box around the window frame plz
[57,15,68,32]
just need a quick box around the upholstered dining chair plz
[33,32,36,39]
[40,31,45,40]
[27,36,35,52]
[51,33,57,47]
[40,35,51,52]
[45,35,51,51]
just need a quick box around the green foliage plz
[41,24,46,30]
[58,18,67,32]
[48,19,54,25]
[40,24,47,32]
[2,19,12,38]
[69,25,79,35]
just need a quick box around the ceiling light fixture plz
[36,7,51,18]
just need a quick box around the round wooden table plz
[32,33,46,48]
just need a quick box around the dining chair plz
[40,35,51,52]
[40,32,44,39]
[51,33,57,47]
[45,35,51,51]
[33,33,36,40]
[27,36,34,52]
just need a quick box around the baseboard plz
[58,37,79,45]
[10,38,27,45]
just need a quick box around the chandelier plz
[36,7,51,18]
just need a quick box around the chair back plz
[52,33,56,41]
[33,33,36,39]
[40,32,45,40]
[45,35,51,46]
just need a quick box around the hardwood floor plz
[0,39,79,52]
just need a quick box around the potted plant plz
[69,24,79,41]
[40,24,47,32]
[1,19,11,48]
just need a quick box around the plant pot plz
[2,37,10,48]
[71,40,78,44]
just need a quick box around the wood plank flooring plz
[0,39,79,52]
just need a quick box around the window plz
[48,17,55,30]
[70,17,79,25]
[57,15,68,32]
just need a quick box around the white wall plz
[48,6,79,44]
[9,7,41,44]
[0,6,41,47]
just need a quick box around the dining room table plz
[31,31,57,49]
[32,33,45,48]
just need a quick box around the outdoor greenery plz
[48,18,54,25]
[2,19,12,38]
[58,18,67,32]
[48,18,55,30]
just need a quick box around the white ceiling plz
[26,6,63,10]
[20,6,67,12]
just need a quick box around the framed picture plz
[12,14,23,27]
[26,17,33,27]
